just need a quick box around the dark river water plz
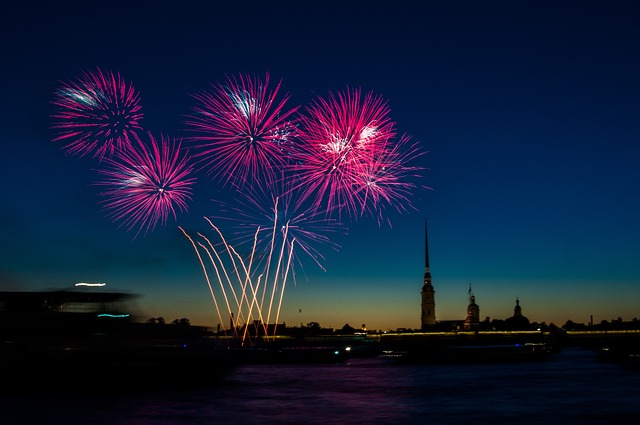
[2,347,638,425]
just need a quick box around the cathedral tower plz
[513,297,522,317]
[464,285,480,331]
[421,219,436,329]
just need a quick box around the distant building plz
[335,323,357,335]
[513,297,522,317]
[417,220,532,333]
[464,287,480,331]
[420,219,436,329]
[504,297,530,330]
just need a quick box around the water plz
[2,347,638,425]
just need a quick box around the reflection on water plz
[1,348,638,425]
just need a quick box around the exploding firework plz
[96,131,196,238]
[352,133,428,226]
[50,68,144,160]
[290,86,404,220]
[185,72,299,188]
[211,173,345,279]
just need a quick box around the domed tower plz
[505,297,530,330]
[513,297,522,317]
[464,286,480,331]
[421,219,436,329]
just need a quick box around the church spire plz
[421,218,436,329]
[423,218,431,284]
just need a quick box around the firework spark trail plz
[96,131,196,238]
[290,87,397,220]
[185,72,299,188]
[182,225,259,341]
[240,225,262,334]
[197,229,264,341]
[265,222,289,328]
[186,223,261,344]
[178,226,227,337]
[274,238,295,337]
[259,196,280,314]
[51,68,143,160]
[241,273,264,344]
[197,232,245,321]
[196,239,243,333]
[183,212,298,344]
[226,235,269,336]
[203,218,251,312]
[204,217,273,339]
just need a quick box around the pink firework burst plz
[185,72,299,188]
[96,131,196,238]
[353,133,428,226]
[51,68,144,160]
[290,86,399,220]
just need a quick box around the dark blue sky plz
[1,0,639,330]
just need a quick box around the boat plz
[0,288,237,393]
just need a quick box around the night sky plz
[1,0,639,331]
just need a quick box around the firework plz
[180,211,296,345]
[353,133,428,226]
[51,68,144,160]
[96,131,196,238]
[184,72,299,188]
[211,174,345,279]
[290,86,400,219]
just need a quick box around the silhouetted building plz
[335,323,357,335]
[464,287,480,331]
[421,219,436,329]
[504,297,530,330]
[513,297,522,317]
